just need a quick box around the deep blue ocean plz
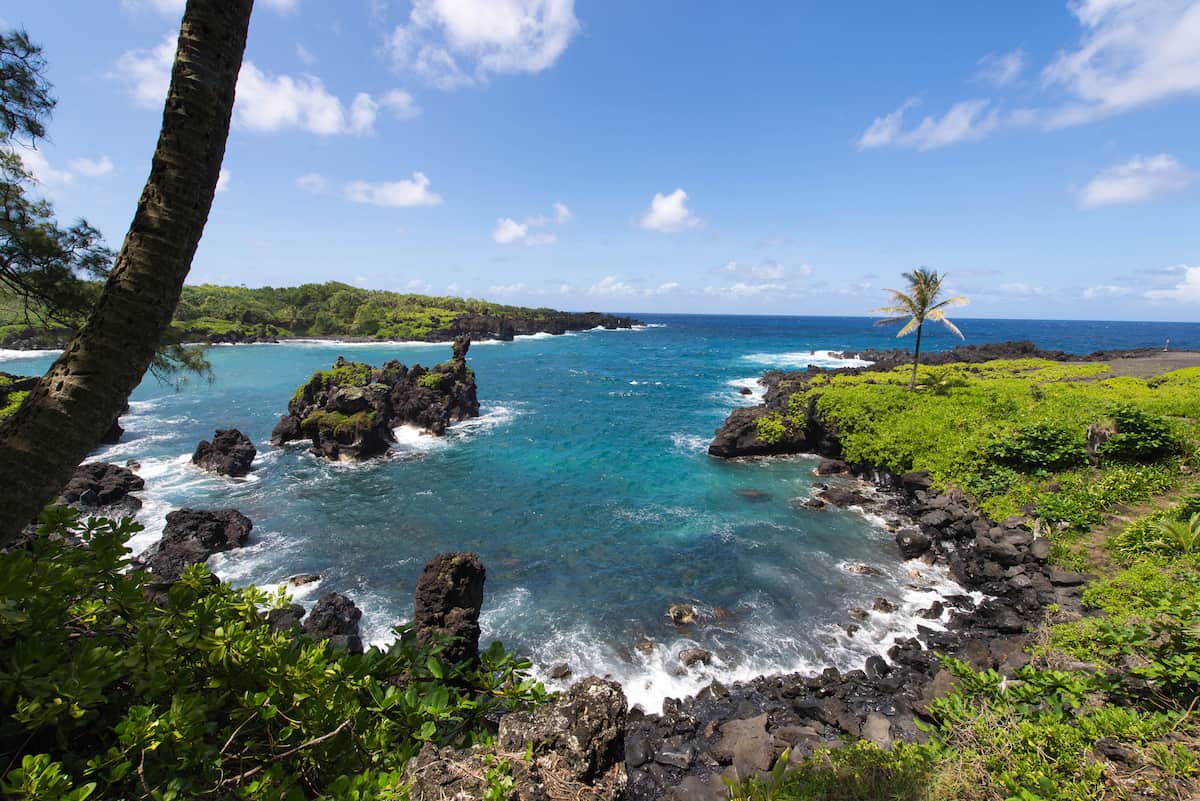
[3,314,1199,710]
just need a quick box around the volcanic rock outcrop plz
[57,462,145,513]
[413,551,486,665]
[270,336,479,460]
[139,508,253,585]
[192,428,256,476]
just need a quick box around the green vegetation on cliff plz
[769,359,1199,533]
[169,283,566,342]
[0,510,547,800]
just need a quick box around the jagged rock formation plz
[58,462,144,513]
[139,509,253,585]
[301,592,364,654]
[270,337,479,460]
[413,551,485,665]
[405,678,628,801]
[192,428,256,476]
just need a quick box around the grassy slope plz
[730,360,1200,801]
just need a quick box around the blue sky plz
[5,0,1200,320]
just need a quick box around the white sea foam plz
[742,350,874,369]
[391,425,450,455]
[449,404,522,435]
[0,347,60,362]
[670,432,709,453]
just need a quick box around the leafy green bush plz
[0,509,547,800]
[1097,404,1179,462]
[756,413,787,445]
[986,422,1085,472]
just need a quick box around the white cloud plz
[703,282,787,298]
[997,282,1045,297]
[587,276,679,297]
[488,282,527,297]
[976,48,1026,87]
[492,217,527,243]
[387,0,579,89]
[345,172,443,207]
[492,202,571,244]
[215,167,231,193]
[859,99,1000,151]
[67,155,115,177]
[296,44,316,65]
[114,36,417,134]
[296,172,328,193]
[406,278,433,293]
[1043,0,1200,127]
[1145,265,1200,301]
[353,275,370,287]
[1079,154,1193,208]
[16,149,116,191]
[639,188,699,232]
[112,33,175,109]
[1083,284,1134,299]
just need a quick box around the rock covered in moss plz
[270,336,480,460]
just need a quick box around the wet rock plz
[302,592,363,654]
[845,563,883,576]
[816,459,850,475]
[818,485,869,508]
[58,462,144,512]
[738,386,753,395]
[793,496,827,510]
[708,407,809,458]
[849,607,869,621]
[267,603,305,634]
[872,597,898,614]
[286,573,321,587]
[192,428,256,476]
[142,509,252,584]
[900,470,933,492]
[413,552,485,664]
[550,662,572,680]
[668,603,696,625]
[678,648,713,668]
[896,529,932,559]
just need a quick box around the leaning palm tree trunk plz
[0,0,253,544]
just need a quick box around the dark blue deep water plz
[4,315,1199,710]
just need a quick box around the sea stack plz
[271,336,480,461]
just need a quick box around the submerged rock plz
[668,603,696,625]
[192,428,256,476]
[413,552,485,665]
[271,337,479,460]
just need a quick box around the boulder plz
[58,462,144,512]
[895,529,932,559]
[413,552,485,664]
[302,592,364,654]
[668,603,696,625]
[267,603,306,634]
[678,648,713,668]
[142,509,252,584]
[816,458,850,476]
[192,428,256,476]
[817,485,869,507]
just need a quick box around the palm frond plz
[928,310,965,339]
[896,317,920,337]
[873,315,911,327]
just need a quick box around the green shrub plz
[0,509,548,800]
[1098,404,1179,462]
[756,413,787,445]
[986,422,1085,472]
[417,371,450,391]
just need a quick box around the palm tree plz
[0,0,253,543]
[874,268,969,391]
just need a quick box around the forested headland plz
[0,281,640,348]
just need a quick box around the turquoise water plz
[4,314,1200,710]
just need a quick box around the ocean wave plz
[670,432,709,453]
[741,350,874,369]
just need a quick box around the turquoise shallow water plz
[4,314,1200,710]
